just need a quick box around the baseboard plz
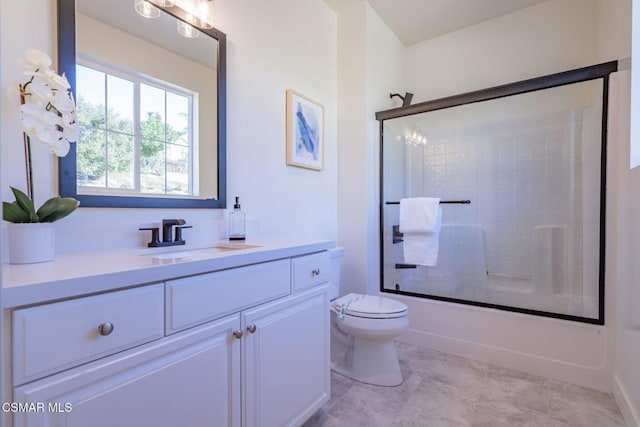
[398,328,611,392]
[613,374,640,427]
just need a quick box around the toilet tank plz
[327,247,345,300]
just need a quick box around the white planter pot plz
[8,223,55,264]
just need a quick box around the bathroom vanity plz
[2,240,332,427]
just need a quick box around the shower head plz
[390,92,414,107]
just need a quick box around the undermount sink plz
[143,243,262,260]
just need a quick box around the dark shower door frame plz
[376,61,618,325]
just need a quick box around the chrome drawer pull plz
[233,330,243,339]
[98,322,114,336]
[247,324,257,334]
[312,268,320,276]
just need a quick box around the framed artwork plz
[286,89,324,171]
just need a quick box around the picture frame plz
[286,89,324,171]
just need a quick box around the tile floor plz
[303,341,626,427]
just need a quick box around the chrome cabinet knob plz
[247,324,257,334]
[233,330,243,339]
[98,322,114,336]
[312,268,320,276]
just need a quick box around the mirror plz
[57,0,226,208]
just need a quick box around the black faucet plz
[162,219,185,243]
[139,219,192,247]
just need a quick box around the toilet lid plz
[332,293,408,319]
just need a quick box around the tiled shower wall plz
[415,113,579,281]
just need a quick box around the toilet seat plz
[331,293,408,319]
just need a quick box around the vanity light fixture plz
[139,0,213,39]
[134,0,161,19]
[196,0,214,29]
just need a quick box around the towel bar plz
[385,200,470,205]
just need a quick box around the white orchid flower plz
[21,115,43,136]
[61,112,80,142]
[10,48,81,214]
[52,90,76,112]
[21,116,60,145]
[20,107,62,138]
[62,126,80,143]
[25,77,54,103]
[22,69,44,79]
[42,110,64,127]
[43,70,71,91]
[51,139,71,157]
[19,104,47,126]
[17,49,52,72]
[20,103,49,120]
[22,93,46,109]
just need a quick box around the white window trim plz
[76,54,197,196]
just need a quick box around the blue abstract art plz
[287,89,324,170]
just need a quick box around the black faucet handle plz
[162,219,186,242]
[174,225,193,244]
[139,227,160,247]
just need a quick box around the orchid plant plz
[2,49,80,223]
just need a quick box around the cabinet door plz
[242,285,329,427]
[14,314,241,427]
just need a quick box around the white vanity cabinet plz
[9,249,330,427]
[163,253,330,427]
[13,314,241,427]
[243,286,329,427]
[12,285,165,386]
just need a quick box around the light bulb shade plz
[135,0,161,18]
[196,0,214,29]
[177,20,200,38]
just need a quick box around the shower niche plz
[377,62,617,324]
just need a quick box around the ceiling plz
[324,0,548,46]
[77,0,217,68]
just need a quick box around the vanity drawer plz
[13,284,164,386]
[292,251,330,291]
[166,259,290,334]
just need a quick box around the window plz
[76,59,196,196]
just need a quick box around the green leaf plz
[3,202,31,223]
[10,187,38,222]
[36,197,61,222]
[37,197,79,223]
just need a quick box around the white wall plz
[343,0,621,392]
[0,1,5,423]
[610,68,640,427]
[337,1,369,297]
[0,0,338,255]
[216,0,337,241]
[337,1,406,297]
[604,0,640,422]
[364,4,408,294]
[406,0,597,102]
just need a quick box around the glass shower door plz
[380,77,606,323]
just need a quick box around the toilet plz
[328,247,409,386]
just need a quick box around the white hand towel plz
[399,197,441,233]
[399,198,442,266]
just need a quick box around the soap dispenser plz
[229,196,246,241]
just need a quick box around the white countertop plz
[2,239,334,308]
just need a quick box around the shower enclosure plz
[377,62,617,324]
